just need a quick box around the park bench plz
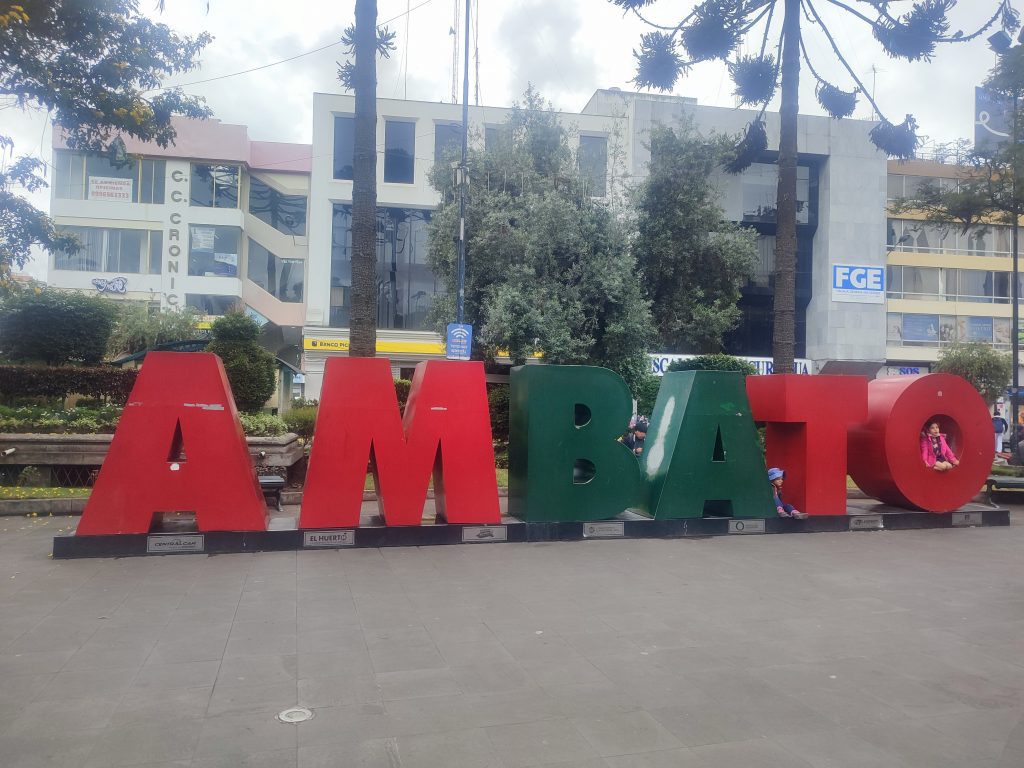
[258,475,286,513]
[985,475,1024,506]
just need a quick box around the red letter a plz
[300,358,500,528]
[76,353,267,535]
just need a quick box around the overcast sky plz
[5,0,1006,279]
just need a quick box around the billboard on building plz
[831,264,884,304]
[975,86,1012,154]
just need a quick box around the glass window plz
[902,267,942,299]
[248,177,307,236]
[751,235,774,287]
[54,151,85,199]
[939,315,956,343]
[188,225,240,276]
[579,135,608,197]
[54,226,157,274]
[993,271,1011,303]
[333,115,355,180]
[903,176,928,198]
[887,313,902,342]
[959,316,994,342]
[994,225,1013,256]
[330,203,439,330]
[434,123,463,164]
[886,175,903,199]
[958,270,999,302]
[902,314,941,344]
[190,164,239,208]
[246,239,304,303]
[185,294,237,315]
[384,120,415,184]
[995,317,1011,346]
[886,265,903,296]
[149,231,162,275]
[139,158,166,204]
[966,227,993,256]
[485,125,510,152]
[741,163,811,224]
[85,154,135,201]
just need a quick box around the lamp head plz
[989,30,1013,53]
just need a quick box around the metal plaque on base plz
[303,530,356,548]
[951,511,984,527]
[849,515,883,531]
[583,522,625,538]
[729,519,766,534]
[146,534,205,553]
[462,525,507,543]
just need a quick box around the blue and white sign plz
[832,264,885,304]
[446,323,473,361]
[649,354,813,377]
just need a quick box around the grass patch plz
[0,486,90,500]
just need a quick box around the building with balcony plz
[50,91,899,401]
[48,118,312,389]
[885,158,1017,376]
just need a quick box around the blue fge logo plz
[832,264,884,303]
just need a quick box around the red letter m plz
[300,358,500,528]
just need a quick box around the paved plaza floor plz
[1,511,1023,767]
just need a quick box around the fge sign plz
[832,264,884,304]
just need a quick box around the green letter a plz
[645,370,774,519]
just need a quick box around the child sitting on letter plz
[768,467,808,519]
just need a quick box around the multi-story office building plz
[885,157,1017,376]
[48,117,312,379]
[50,91,900,400]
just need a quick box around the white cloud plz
[3,0,1008,280]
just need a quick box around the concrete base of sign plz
[52,502,1009,558]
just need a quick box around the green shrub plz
[633,374,661,417]
[238,412,287,436]
[0,289,117,365]
[283,406,318,439]
[487,385,510,441]
[666,354,758,377]
[0,364,137,405]
[108,304,203,357]
[291,397,319,408]
[394,379,412,412]
[493,440,509,469]
[207,312,275,412]
[0,405,122,433]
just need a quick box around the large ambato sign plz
[77,354,993,536]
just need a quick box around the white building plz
[48,118,312,374]
[50,90,895,400]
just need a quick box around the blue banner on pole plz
[446,323,473,361]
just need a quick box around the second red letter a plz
[299,358,501,528]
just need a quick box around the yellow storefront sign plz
[303,337,447,355]
[303,336,543,359]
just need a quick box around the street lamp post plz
[989,30,1022,457]
[455,0,470,325]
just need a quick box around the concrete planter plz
[0,497,88,517]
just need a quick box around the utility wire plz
[144,0,439,94]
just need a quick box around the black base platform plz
[51,505,1010,559]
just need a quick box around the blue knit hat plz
[767,467,785,482]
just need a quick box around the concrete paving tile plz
[224,620,297,657]
[206,680,298,717]
[395,727,502,768]
[484,717,600,767]
[131,660,222,692]
[438,638,518,667]
[449,661,536,696]
[193,711,298,759]
[570,711,684,757]
[83,718,203,767]
[297,673,382,708]
[3,696,119,735]
[63,640,156,672]
[110,686,214,725]
[539,682,642,719]
[192,748,297,768]
[689,737,816,768]
[772,728,911,767]
[298,737,399,768]
[849,719,984,768]
[917,708,1024,762]
[602,750,706,768]
[295,627,366,654]
[35,666,138,701]
[0,650,75,676]
[647,704,761,748]
[217,654,298,687]
[294,703,391,747]
[520,656,611,689]
[369,642,447,674]
[376,667,464,700]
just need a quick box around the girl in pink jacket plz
[920,422,959,472]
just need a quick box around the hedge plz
[0,365,138,405]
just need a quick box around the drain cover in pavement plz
[277,707,314,724]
